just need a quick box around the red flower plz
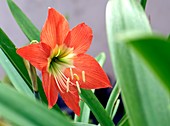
[17,7,111,115]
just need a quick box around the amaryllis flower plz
[17,7,111,115]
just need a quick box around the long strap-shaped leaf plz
[105,82,120,119]
[80,89,114,126]
[117,114,129,126]
[0,83,72,126]
[7,0,40,41]
[0,29,33,97]
[106,0,170,126]
[0,49,33,98]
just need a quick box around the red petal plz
[59,86,80,115]
[42,68,59,108]
[64,23,92,54]
[17,43,51,70]
[41,8,69,48]
[65,54,111,89]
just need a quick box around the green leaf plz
[105,82,120,118]
[111,99,120,119]
[74,101,90,123]
[95,52,106,67]
[73,122,97,126]
[80,89,114,126]
[117,114,129,126]
[0,29,31,87]
[0,83,72,126]
[140,0,147,9]
[74,52,106,123]
[127,35,170,92]
[0,28,43,99]
[106,0,169,126]
[7,0,40,41]
[0,29,33,97]
[0,49,33,98]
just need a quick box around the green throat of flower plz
[47,45,86,93]
[48,45,75,76]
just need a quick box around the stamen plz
[57,75,66,89]
[82,71,86,82]
[30,40,38,44]
[74,74,79,81]
[55,77,64,93]
[66,77,70,92]
[76,81,81,93]
[70,68,73,80]
[56,48,61,57]
[59,70,76,86]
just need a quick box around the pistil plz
[70,68,74,80]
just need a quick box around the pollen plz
[66,77,70,92]
[76,81,81,93]
[30,40,38,44]
[74,74,79,81]
[70,68,74,80]
[82,71,86,82]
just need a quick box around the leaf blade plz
[140,0,147,9]
[117,114,129,126]
[105,82,120,118]
[7,0,40,41]
[0,49,33,98]
[80,89,114,126]
[128,35,170,92]
[106,0,170,126]
[0,83,72,126]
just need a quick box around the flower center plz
[47,45,85,93]
[48,45,75,76]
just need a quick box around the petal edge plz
[41,8,69,48]
[17,43,51,70]
[64,23,93,54]
[65,54,112,89]
[42,68,59,108]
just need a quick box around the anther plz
[70,68,73,80]
[66,77,70,92]
[76,81,81,93]
[74,74,79,81]
[82,71,86,82]
[30,40,38,44]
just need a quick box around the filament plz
[70,68,73,80]
[82,71,86,82]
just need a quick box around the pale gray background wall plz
[0,0,170,80]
